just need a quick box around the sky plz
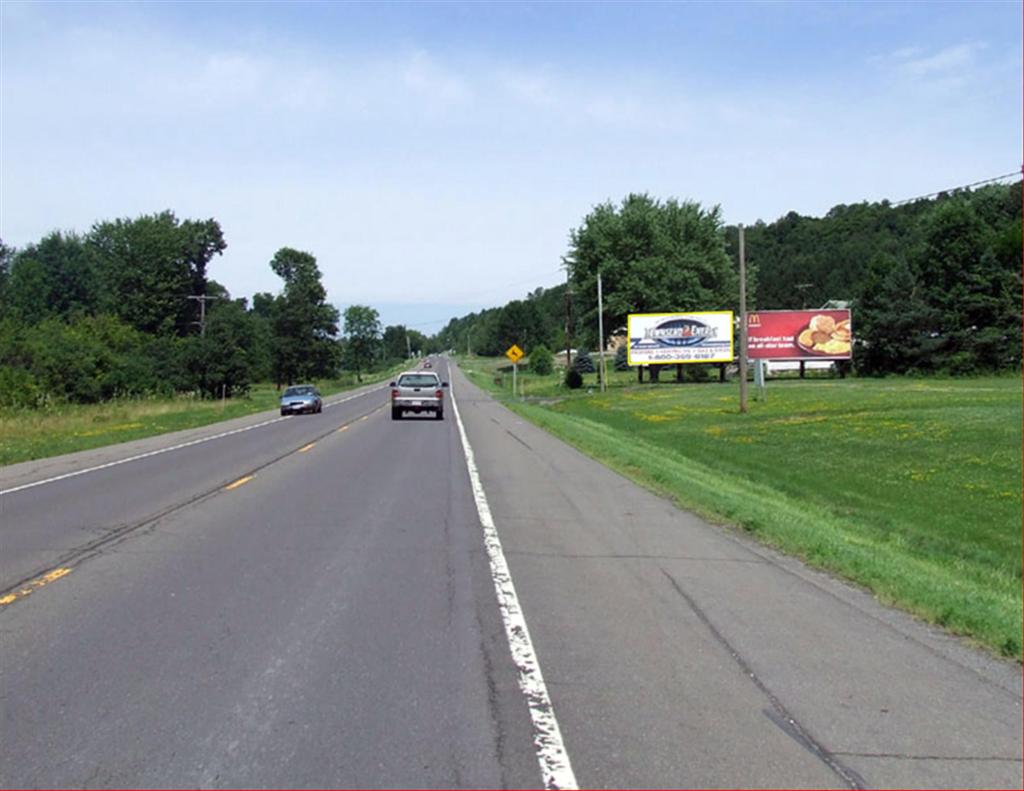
[2,0,1020,331]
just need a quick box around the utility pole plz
[406,331,412,359]
[738,224,748,414]
[597,271,607,392]
[564,263,572,372]
[187,294,219,337]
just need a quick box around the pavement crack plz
[660,567,866,790]
[832,751,1023,762]
[504,430,533,451]
[711,524,1022,699]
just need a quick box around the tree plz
[268,247,340,385]
[856,255,940,375]
[89,211,225,336]
[5,232,98,322]
[0,239,11,309]
[178,300,261,397]
[614,344,630,371]
[383,325,415,361]
[565,194,738,350]
[915,200,1020,371]
[529,344,553,375]
[573,350,594,373]
[343,305,382,381]
[495,298,547,354]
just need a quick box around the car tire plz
[391,407,401,420]
[280,409,287,416]
[435,409,444,421]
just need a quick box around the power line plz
[892,169,1021,207]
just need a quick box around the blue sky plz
[2,1,1020,331]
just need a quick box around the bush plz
[565,368,583,389]
[573,350,594,373]
[529,344,553,375]
[0,366,44,409]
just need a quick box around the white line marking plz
[0,388,383,497]
[449,372,578,790]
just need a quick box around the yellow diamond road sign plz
[505,344,524,364]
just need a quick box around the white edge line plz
[448,370,578,791]
[0,387,383,497]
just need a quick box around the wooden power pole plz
[738,224,748,414]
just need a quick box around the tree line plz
[438,180,1022,377]
[3,180,1018,409]
[0,211,431,408]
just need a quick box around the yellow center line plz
[224,475,255,491]
[0,567,72,607]
[360,414,370,421]
[298,442,316,453]
[337,425,350,433]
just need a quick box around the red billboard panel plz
[746,310,852,360]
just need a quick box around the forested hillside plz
[439,180,1022,376]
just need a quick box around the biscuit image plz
[810,315,835,334]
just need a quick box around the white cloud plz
[869,41,988,92]
[400,50,473,108]
[497,68,559,108]
[898,42,985,77]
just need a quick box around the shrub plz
[565,368,583,389]
[573,350,594,373]
[529,344,553,375]
[0,366,44,409]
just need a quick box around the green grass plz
[0,365,405,467]
[460,356,1022,659]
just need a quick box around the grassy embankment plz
[460,355,1023,659]
[0,365,405,467]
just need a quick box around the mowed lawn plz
[463,361,1022,658]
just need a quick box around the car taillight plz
[391,388,399,399]
[435,389,443,399]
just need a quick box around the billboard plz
[627,312,734,365]
[746,310,852,360]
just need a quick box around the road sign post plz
[505,344,525,398]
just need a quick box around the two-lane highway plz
[1,382,388,594]
[1,358,1020,788]
[2,362,542,787]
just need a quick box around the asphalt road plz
[1,358,1020,789]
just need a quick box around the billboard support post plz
[738,224,748,414]
[754,358,767,400]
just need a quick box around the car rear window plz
[398,375,439,388]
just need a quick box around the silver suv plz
[390,371,448,420]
